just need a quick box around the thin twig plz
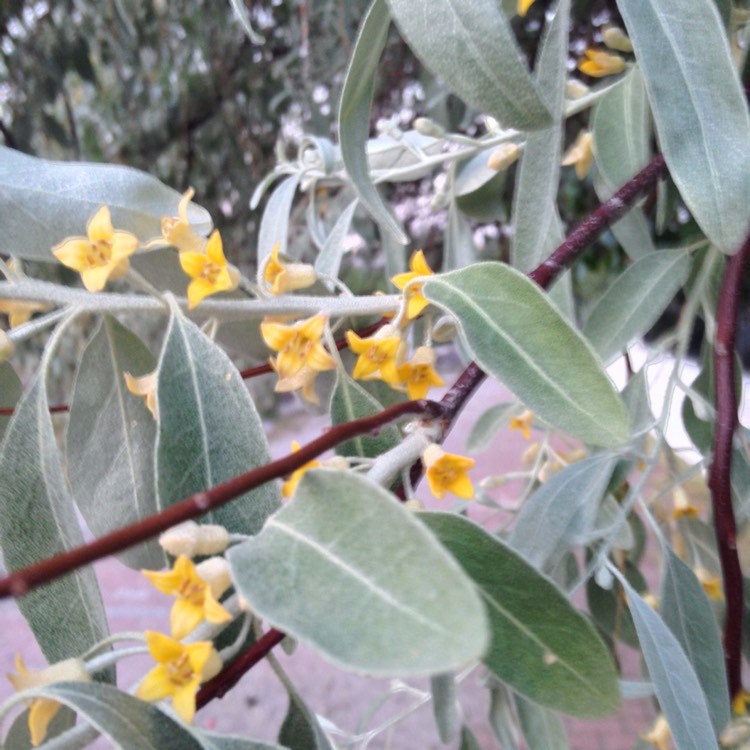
[708,233,750,700]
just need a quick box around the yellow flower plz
[160,188,209,255]
[274,363,327,405]
[179,229,240,309]
[518,0,536,16]
[142,555,232,640]
[396,346,445,400]
[135,631,222,723]
[694,566,724,601]
[282,441,321,498]
[732,690,750,715]
[487,143,521,172]
[52,206,139,292]
[562,131,595,179]
[346,325,405,385]
[509,409,534,440]
[391,250,434,320]
[0,299,51,328]
[124,370,158,420]
[577,48,626,78]
[642,714,671,750]
[671,487,700,520]
[261,312,335,383]
[7,655,90,747]
[263,242,317,294]
[422,443,475,500]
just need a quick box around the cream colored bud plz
[413,117,445,138]
[404,498,424,511]
[421,443,445,470]
[721,721,750,746]
[0,330,15,361]
[602,26,633,53]
[487,143,521,171]
[8,656,90,693]
[323,456,349,471]
[237,594,253,613]
[565,79,590,99]
[201,648,223,683]
[521,441,541,466]
[431,316,458,343]
[158,521,230,558]
[195,557,232,599]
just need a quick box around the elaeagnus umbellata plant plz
[0,0,749,748]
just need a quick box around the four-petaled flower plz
[142,555,232,640]
[518,0,536,16]
[577,48,626,78]
[509,409,534,440]
[135,631,222,723]
[671,487,700,520]
[261,313,335,389]
[562,131,594,180]
[422,443,475,500]
[179,229,240,309]
[396,346,445,400]
[124,369,158,420]
[391,250,434,320]
[641,715,671,750]
[281,441,348,498]
[346,326,405,385]
[7,655,90,747]
[160,187,209,255]
[694,566,724,601]
[52,206,138,292]
[263,243,317,295]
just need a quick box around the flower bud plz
[487,143,521,171]
[602,25,633,53]
[413,117,445,138]
[195,556,232,599]
[158,520,230,558]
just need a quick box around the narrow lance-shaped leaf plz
[660,546,730,734]
[420,512,620,718]
[278,680,334,750]
[423,263,629,447]
[67,316,163,569]
[615,0,750,253]
[0,146,211,262]
[0,374,110,667]
[155,299,280,535]
[515,695,569,750]
[431,673,458,744]
[257,173,301,266]
[227,470,489,676]
[0,361,21,444]
[387,0,551,131]
[338,0,408,244]
[612,568,719,750]
[583,249,692,365]
[195,733,284,750]
[511,0,570,272]
[314,199,358,283]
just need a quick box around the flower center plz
[200,261,222,284]
[167,653,195,687]
[86,240,113,268]
[177,578,206,607]
[367,345,388,364]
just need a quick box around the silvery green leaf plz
[509,453,618,571]
[583,494,634,551]
[613,570,720,750]
[488,686,520,750]
[622,362,657,441]
[387,0,551,130]
[465,402,512,454]
[367,130,443,182]
[26,682,203,750]
[0,373,110,667]
[423,264,629,447]
[0,146,211,261]
[314,199,358,283]
[338,0,408,244]
[420,513,620,718]
[583,249,692,365]
[431,673,458,743]
[510,0,570,273]
[515,695,569,750]
[586,559,644,648]
[227,470,489,675]
[196,734,284,750]
[660,546,730,733]
[458,726,482,750]
[0,361,21,444]
[329,372,400,459]
[257,174,301,266]
[155,300,280,534]
[616,0,750,253]
[4,706,75,749]
[67,317,163,569]
[453,150,502,198]
[228,0,264,44]
[445,202,476,270]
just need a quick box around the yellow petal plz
[410,249,432,276]
[177,188,196,223]
[28,698,61,747]
[135,665,174,702]
[145,631,184,663]
[87,206,114,243]
[170,599,205,641]
[186,277,215,309]
[179,251,209,280]
[80,264,116,293]
[171,678,200,722]
[448,473,474,499]
[518,0,535,15]
[203,590,233,625]
[205,230,226,266]
[405,292,429,319]
[141,566,182,595]
[110,231,139,261]
[52,238,91,272]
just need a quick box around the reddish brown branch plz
[708,234,750,701]
[196,627,286,707]
[0,398,443,600]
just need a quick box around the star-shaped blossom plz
[346,326,405,385]
[179,229,240,309]
[509,409,534,440]
[518,0,536,16]
[641,715,670,750]
[422,443,475,500]
[142,555,232,640]
[160,188,209,255]
[260,312,335,383]
[396,346,445,400]
[390,250,434,320]
[562,131,594,179]
[577,48,626,78]
[7,655,90,746]
[135,631,222,723]
[263,242,317,294]
[281,441,348,498]
[124,369,158,420]
[52,206,138,292]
